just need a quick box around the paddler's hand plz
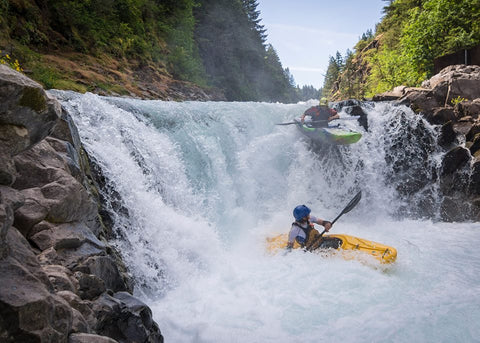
[323,221,332,231]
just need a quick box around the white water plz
[53,91,480,343]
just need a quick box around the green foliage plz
[193,0,298,102]
[328,0,480,100]
[323,53,344,98]
[450,96,467,106]
[30,64,61,89]
[400,0,480,78]
[296,85,321,101]
[0,0,298,102]
[0,50,22,71]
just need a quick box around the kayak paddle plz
[276,116,360,126]
[306,190,362,252]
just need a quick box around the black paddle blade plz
[331,190,362,225]
[275,122,297,126]
[342,191,362,215]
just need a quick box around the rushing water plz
[53,91,480,343]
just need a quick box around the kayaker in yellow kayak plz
[287,205,333,251]
[300,97,339,127]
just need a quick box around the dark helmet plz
[293,205,311,221]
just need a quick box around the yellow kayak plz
[266,233,397,264]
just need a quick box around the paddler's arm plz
[313,218,332,231]
[300,113,306,124]
[327,108,340,122]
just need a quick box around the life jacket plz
[291,220,315,247]
[304,105,332,121]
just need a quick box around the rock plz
[0,67,164,343]
[0,65,60,156]
[440,196,470,222]
[466,123,480,142]
[0,148,17,186]
[441,146,471,176]
[424,107,456,125]
[469,161,480,196]
[455,98,480,120]
[0,228,73,341]
[92,293,163,343]
[0,186,23,259]
[69,333,119,343]
[77,256,128,293]
[470,133,480,156]
[57,290,96,330]
[75,271,107,300]
[438,121,457,149]
[42,264,79,293]
[37,241,106,270]
[396,87,443,115]
[372,85,407,101]
[70,307,91,334]
[13,188,50,236]
[30,221,105,251]
[422,65,480,95]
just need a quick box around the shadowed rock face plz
[0,65,163,342]
[371,64,480,221]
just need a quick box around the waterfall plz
[52,90,480,343]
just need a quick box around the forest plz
[322,0,480,100]
[0,0,319,102]
[2,0,476,103]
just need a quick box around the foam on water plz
[53,91,480,342]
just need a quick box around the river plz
[53,91,480,343]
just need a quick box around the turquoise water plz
[54,91,480,343]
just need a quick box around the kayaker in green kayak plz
[286,205,333,251]
[300,97,339,127]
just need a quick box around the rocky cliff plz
[372,64,480,221]
[0,65,163,342]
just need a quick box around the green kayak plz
[295,119,362,145]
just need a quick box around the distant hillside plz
[0,0,316,102]
[322,0,480,100]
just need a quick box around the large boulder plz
[0,64,60,157]
[422,64,480,104]
[0,227,74,342]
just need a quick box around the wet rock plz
[441,146,471,176]
[469,161,480,196]
[92,293,163,343]
[470,133,480,155]
[438,121,457,149]
[440,196,471,222]
[77,256,128,293]
[466,123,480,142]
[69,333,119,343]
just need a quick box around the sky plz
[257,0,386,89]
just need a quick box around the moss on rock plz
[19,87,47,112]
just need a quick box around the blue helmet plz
[293,205,311,221]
